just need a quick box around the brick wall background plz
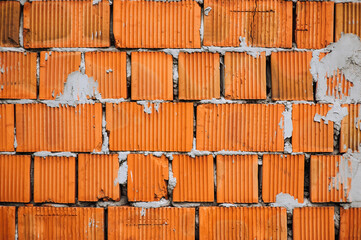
[0,0,361,239]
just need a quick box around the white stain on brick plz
[271,193,309,212]
[114,159,128,186]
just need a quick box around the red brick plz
[0,206,15,239]
[34,156,76,203]
[78,154,120,202]
[178,52,220,100]
[16,103,102,152]
[172,155,214,202]
[0,1,20,47]
[0,104,14,152]
[0,52,37,99]
[335,3,361,41]
[23,1,110,48]
[339,208,361,240]
[113,0,201,48]
[0,155,31,202]
[340,104,361,152]
[131,52,173,100]
[39,52,81,100]
[127,154,168,202]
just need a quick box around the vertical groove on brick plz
[34,156,76,203]
[271,51,313,100]
[224,52,267,99]
[203,0,293,47]
[23,1,110,48]
[262,154,305,203]
[85,52,127,99]
[0,155,31,203]
[293,207,335,240]
[113,0,201,48]
[131,52,173,100]
[0,206,15,239]
[216,155,258,203]
[0,52,37,99]
[178,52,220,100]
[106,102,193,151]
[18,207,104,240]
[295,1,334,49]
[335,3,361,41]
[127,154,168,202]
[0,104,14,151]
[199,207,287,240]
[340,104,361,152]
[39,52,82,100]
[107,207,195,240]
[172,155,214,202]
[292,104,334,153]
[339,208,361,240]
[0,1,20,47]
[16,103,103,152]
[196,104,284,151]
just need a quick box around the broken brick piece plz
[108,207,195,240]
[78,154,120,202]
[295,1,334,49]
[340,104,361,152]
[0,155,31,203]
[293,207,335,240]
[34,156,76,203]
[172,155,214,202]
[217,155,258,203]
[0,52,37,99]
[127,154,169,202]
[0,206,15,239]
[262,154,305,203]
[39,52,81,100]
[292,104,334,152]
[18,207,104,240]
[199,207,287,240]
[0,104,14,152]
[0,1,20,47]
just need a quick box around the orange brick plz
[0,1,20,47]
[85,52,127,99]
[295,2,334,49]
[0,206,15,239]
[224,52,267,100]
[293,207,335,240]
[18,207,104,240]
[0,52,37,99]
[199,207,287,240]
[39,52,81,99]
[34,156,76,203]
[339,208,361,240]
[262,154,304,203]
[203,0,292,47]
[113,0,201,48]
[340,104,361,152]
[16,103,102,152]
[292,104,334,153]
[335,3,361,41]
[108,207,195,240]
[127,154,168,202]
[172,155,214,202]
[0,104,14,152]
[196,104,284,151]
[131,52,173,100]
[0,155,31,202]
[271,51,313,100]
[310,155,350,203]
[78,154,120,202]
[178,52,220,100]
[106,102,193,151]
[216,155,258,203]
[23,1,110,48]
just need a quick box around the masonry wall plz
[0,0,361,239]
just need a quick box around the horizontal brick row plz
[3,153,360,204]
[0,103,359,152]
[2,1,360,49]
[2,206,357,240]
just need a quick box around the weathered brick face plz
[0,0,360,239]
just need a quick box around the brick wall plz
[0,0,361,239]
